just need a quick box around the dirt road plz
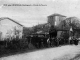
[0,45,80,60]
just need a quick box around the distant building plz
[48,13,67,38]
[48,13,66,27]
[62,17,80,38]
[57,17,80,39]
[0,17,23,40]
[62,17,80,29]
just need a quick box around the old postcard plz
[0,0,80,60]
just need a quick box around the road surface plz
[0,45,80,60]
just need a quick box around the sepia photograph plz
[0,0,80,60]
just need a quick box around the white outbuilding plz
[0,17,23,40]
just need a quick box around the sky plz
[0,0,80,27]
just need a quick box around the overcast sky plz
[0,0,80,27]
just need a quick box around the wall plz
[48,15,66,28]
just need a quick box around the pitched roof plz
[65,17,77,19]
[60,17,80,29]
[0,17,23,26]
[48,13,66,17]
[64,17,80,23]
